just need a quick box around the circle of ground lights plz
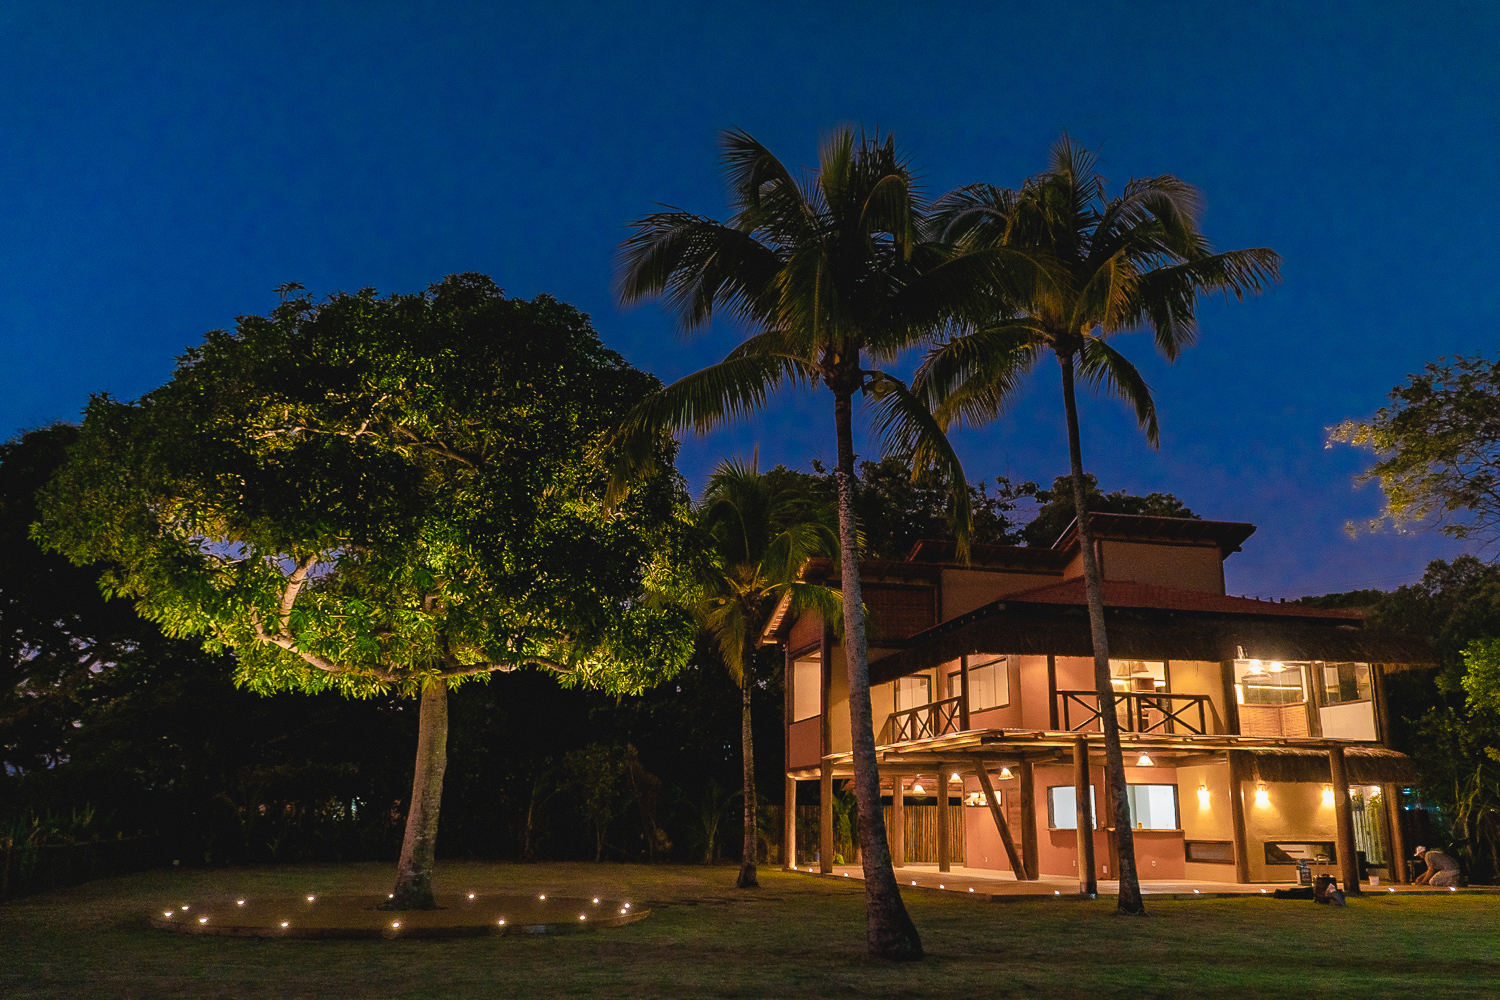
[468,893,475,900]
[180,904,190,910]
[539,894,546,900]
[307,895,315,902]
[237,899,246,906]
[391,922,400,929]
[280,921,289,928]
[164,910,174,917]
[593,897,599,903]
[198,917,208,924]
[579,914,586,921]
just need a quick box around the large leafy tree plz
[1019,473,1197,547]
[610,128,1038,959]
[36,275,696,908]
[1329,354,1500,552]
[694,457,840,888]
[916,136,1280,913]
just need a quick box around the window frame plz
[791,653,822,723]
[947,655,1012,712]
[1045,784,1098,831]
[1124,783,1181,831]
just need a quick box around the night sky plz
[3,3,1496,598]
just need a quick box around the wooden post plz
[937,761,951,873]
[891,776,905,867]
[1047,655,1060,730]
[1383,782,1409,884]
[1220,661,1241,735]
[1374,666,1394,745]
[1227,750,1251,885]
[975,765,1025,878]
[1329,746,1361,893]
[1019,758,1039,880]
[784,775,797,869]
[959,656,972,731]
[819,763,834,873]
[1073,737,1097,895]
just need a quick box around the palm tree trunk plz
[737,651,760,888]
[387,678,448,910]
[1058,352,1145,916]
[832,386,923,960]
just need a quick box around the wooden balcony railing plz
[1057,690,1212,736]
[881,696,963,745]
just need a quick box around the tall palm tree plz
[609,127,1040,959]
[695,457,841,889]
[915,136,1281,915]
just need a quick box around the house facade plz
[769,513,1432,889]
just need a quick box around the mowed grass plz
[2,861,1496,999]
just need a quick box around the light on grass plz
[539,894,546,901]
[498,919,506,926]
[280,921,289,928]
[468,893,475,899]
[391,922,400,929]
[180,905,189,910]
[579,915,586,921]
[163,911,173,917]
[306,895,315,902]
[237,900,245,906]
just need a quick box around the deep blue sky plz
[3,3,1496,598]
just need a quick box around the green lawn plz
[3,861,1494,999]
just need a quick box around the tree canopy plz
[37,275,695,699]
[1330,354,1500,554]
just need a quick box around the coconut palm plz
[915,135,1282,915]
[609,127,1041,959]
[694,457,841,889]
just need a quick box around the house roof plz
[1052,512,1257,553]
[999,577,1362,621]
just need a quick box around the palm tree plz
[609,127,1040,959]
[694,457,841,889]
[916,136,1281,915]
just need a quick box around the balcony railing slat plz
[1055,690,1212,736]
[886,695,963,744]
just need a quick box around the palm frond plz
[869,372,973,559]
[1129,247,1282,359]
[1077,335,1160,446]
[913,322,1045,421]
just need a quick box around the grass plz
[3,861,1496,999]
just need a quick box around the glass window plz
[792,655,821,722]
[1321,662,1372,705]
[1185,840,1234,863]
[947,656,1011,711]
[1125,784,1180,830]
[1046,785,1098,830]
[1110,659,1167,693]
[1234,660,1308,705]
[895,674,931,712]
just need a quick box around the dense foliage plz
[1330,354,1500,551]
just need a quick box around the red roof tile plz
[998,577,1362,620]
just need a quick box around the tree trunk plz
[387,678,449,910]
[1058,352,1145,916]
[737,649,760,888]
[832,387,923,960]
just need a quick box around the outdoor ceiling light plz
[911,780,925,795]
[1136,753,1153,767]
[999,767,1013,779]
[950,772,960,782]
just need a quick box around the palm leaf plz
[1077,335,1160,446]
[869,372,974,558]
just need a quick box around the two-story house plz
[768,513,1432,890]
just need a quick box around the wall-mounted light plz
[1322,784,1335,807]
[1198,782,1210,808]
[1255,782,1271,808]
[1136,753,1154,767]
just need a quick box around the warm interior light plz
[1322,784,1335,807]
[1197,783,1210,808]
[1269,661,1285,673]
[1247,659,1265,674]
[1136,753,1153,767]
[1255,782,1271,807]
[999,767,1013,779]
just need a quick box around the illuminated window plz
[1046,785,1098,830]
[947,655,1011,711]
[792,655,821,722]
[1125,784,1180,830]
[1110,659,1166,693]
[1321,662,1372,705]
[1235,660,1307,705]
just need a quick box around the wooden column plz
[959,656,972,731]
[1019,758,1039,880]
[1227,750,1251,885]
[937,761,951,873]
[1374,666,1394,745]
[975,765,1024,877]
[891,776,905,867]
[784,775,797,869]
[1329,746,1361,893]
[819,763,834,872]
[1073,737,1097,895]
[1220,662,1241,735]
[1383,782,1409,884]
[1047,655,1059,730]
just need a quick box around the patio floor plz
[791,863,1499,899]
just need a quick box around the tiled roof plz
[998,577,1362,621]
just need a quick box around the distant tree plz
[562,743,628,863]
[806,457,1037,559]
[1330,354,1500,554]
[917,136,1280,914]
[1020,473,1198,548]
[35,276,695,908]
[693,457,840,887]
